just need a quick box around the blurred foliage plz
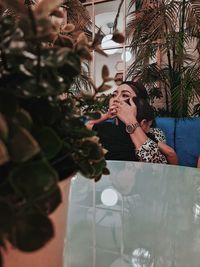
[0,0,115,263]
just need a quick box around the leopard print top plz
[149,128,166,143]
[136,128,168,164]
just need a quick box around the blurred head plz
[133,98,155,133]
[121,81,148,100]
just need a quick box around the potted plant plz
[126,0,200,118]
[0,0,113,266]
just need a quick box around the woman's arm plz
[197,156,200,168]
[158,142,179,165]
[85,113,110,130]
[86,104,118,130]
[149,128,166,143]
[116,100,168,164]
[135,138,168,163]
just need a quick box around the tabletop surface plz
[64,161,200,267]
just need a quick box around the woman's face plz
[109,84,137,107]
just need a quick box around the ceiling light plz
[101,35,119,54]
[101,22,119,55]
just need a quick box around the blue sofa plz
[155,117,200,167]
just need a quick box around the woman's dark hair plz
[121,81,148,100]
[133,97,155,123]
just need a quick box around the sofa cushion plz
[155,117,176,149]
[155,117,200,167]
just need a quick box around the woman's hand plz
[114,98,137,124]
[86,107,117,130]
[108,103,118,118]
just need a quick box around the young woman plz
[86,82,178,164]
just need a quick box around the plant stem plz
[164,22,172,115]
[113,0,124,32]
[179,0,186,116]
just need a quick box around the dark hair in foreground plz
[133,97,155,123]
[121,81,148,100]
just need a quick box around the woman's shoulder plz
[149,127,166,143]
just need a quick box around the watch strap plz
[125,122,140,134]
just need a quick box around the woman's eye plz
[122,94,130,98]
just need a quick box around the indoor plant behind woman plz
[0,0,111,266]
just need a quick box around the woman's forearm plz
[129,126,149,149]
[197,157,200,168]
[128,123,168,164]
[158,142,179,165]
[85,113,110,130]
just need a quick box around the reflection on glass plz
[193,203,200,219]
[110,256,133,267]
[101,188,118,206]
[67,161,200,267]
[132,248,151,267]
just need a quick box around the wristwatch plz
[125,122,140,134]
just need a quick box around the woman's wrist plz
[124,118,138,125]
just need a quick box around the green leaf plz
[10,212,54,252]
[9,161,58,201]
[0,199,14,233]
[0,139,10,166]
[54,35,74,48]
[14,109,33,130]
[1,0,28,14]
[8,127,40,162]
[0,250,2,267]
[35,185,61,215]
[0,92,17,117]
[78,160,95,177]
[77,46,92,61]
[81,140,103,160]
[62,23,75,33]
[102,167,110,175]
[35,0,63,17]
[95,46,108,57]
[36,127,63,160]
[92,158,107,177]
[0,113,9,141]
[101,65,109,80]
[98,84,112,92]
[112,31,125,43]
[50,8,64,18]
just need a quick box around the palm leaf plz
[126,0,200,117]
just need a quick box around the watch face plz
[126,124,134,134]
[126,122,140,134]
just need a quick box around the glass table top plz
[64,161,200,267]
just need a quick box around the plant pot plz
[2,177,72,267]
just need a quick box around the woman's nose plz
[113,94,120,102]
